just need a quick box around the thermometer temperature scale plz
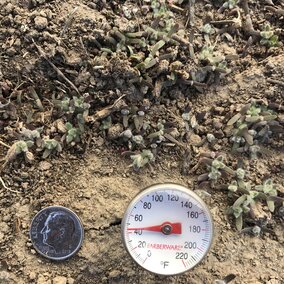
[121,183,214,275]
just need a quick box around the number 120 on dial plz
[121,183,214,275]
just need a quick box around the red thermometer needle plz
[127,222,182,235]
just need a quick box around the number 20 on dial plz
[121,183,214,275]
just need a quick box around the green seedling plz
[240,225,262,237]
[59,97,71,112]
[136,111,145,131]
[100,116,112,130]
[150,40,166,56]
[228,168,251,194]
[151,0,175,32]
[54,96,90,141]
[222,0,238,9]
[182,112,198,131]
[246,104,261,117]
[57,96,90,116]
[20,127,43,141]
[65,122,81,144]
[72,96,90,116]
[130,149,155,170]
[151,0,174,19]
[197,153,234,184]
[182,112,190,131]
[3,140,34,168]
[42,138,62,158]
[208,155,234,182]
[229,190,260,231]
[260,24,279,48]
[197,152,281,232]
[14,140,33,154]
[251,225,262,236]
[201,24,215,35]
[132,135,145,146]
[255,179,278,212]
[120,129,133,140]
[147,122,165,143]
[201,24,215,45]
[199,45,228,71]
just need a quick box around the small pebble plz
[109,270,121,278]
[189,134,202,145]
[29,272,37,280]
[34,16,48,30]
[67,277,75,284]
[53,276,67,284]
[39,161,52,171]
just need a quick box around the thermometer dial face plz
[121,183,214,276]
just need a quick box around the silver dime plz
[30,206,84,260]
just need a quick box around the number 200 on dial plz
[121,183,214,275]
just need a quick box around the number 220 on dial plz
[121,183,214,275]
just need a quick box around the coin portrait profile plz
[30,206,84,260]
[40,211,76,252]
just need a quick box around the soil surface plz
[0,0,284,284]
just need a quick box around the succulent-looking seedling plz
[19,127,43,141]
[57,96,90,116]
[100,116,112,130]
[240,225,262,237]
[201,24,215,35]
[3,140,34,168]
[260,24,279,48]
[132,135,144,146]
[120,129,133,140]
[222,0,238,10]
[42,138,62,159]
[137,111,145,131]
[151,0,175,32]
[255,179,278,212]
[130,149,155,170]
[197,155,280,232]
[147,122,165,143]
[65,122,81,144]
[208,155,234,182]
[199,44,228,72]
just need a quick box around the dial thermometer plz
[121,183,214,275]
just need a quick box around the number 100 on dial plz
[121,183,214,275]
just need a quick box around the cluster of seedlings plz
[100,104,165,170]
[178,99,283,232]
[1,93,91,168]
[226,102,282,159]
[89,0,244,98]
[196,153,283,233]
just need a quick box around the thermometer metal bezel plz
[121,183,214,276]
